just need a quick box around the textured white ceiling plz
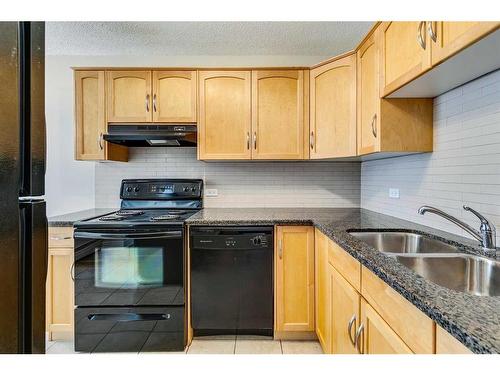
[46,22,372,58]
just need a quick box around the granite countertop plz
[186,208,500,353]
[48,208,117,226]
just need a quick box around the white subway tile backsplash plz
[95,148,361,209]
[362,69,500,243]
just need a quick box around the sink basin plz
[393,255,500,297]
[349,231,460,254]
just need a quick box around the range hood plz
[104,124,197,147]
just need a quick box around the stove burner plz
[150,214,180,222]
[115,210,144,217]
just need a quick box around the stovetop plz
[76,209,199,229]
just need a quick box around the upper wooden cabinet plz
[198,71,252,160]
[152,70,197,122]
[107,70,152,122]
[429,22,500,66]
[275,226,315,336]
[380,21,432,96]
[357,28,434,156]
[310,54,356,159]
[251,70,307,160]
[74,70,127,161]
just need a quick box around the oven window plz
[96,247,164,288]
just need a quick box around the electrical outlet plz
[389,188,400,199]
[205,189,218,197]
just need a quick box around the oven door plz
[73,228,184,307]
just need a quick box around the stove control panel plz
[121,179,203,200]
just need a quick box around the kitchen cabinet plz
[275,226,315,337]
[74,71,127,161]
[379,22,431,96]
[436,325,472,354]
[46,227,74,341]
[361,265,435,353]
[152,70,197,123]
[329,265,360,354]
[315,229,330,351]
[106,70,152,122]
[429,22,500,66]
[358,299,413,354]
[251,70,307,160]
[198,70,252,160]
[357,27,434,156]
[310,54,356,159]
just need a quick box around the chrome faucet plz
[418,205,497,253]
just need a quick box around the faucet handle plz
[463,205,492,226]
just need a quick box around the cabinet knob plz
[145,94,150,112]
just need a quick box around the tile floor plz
[46,336,323,355]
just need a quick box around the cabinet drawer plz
[361,266,435,353]
[48,226,74,248]
[436,325,472,354]
[328,241,361,292]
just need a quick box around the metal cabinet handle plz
[253,132,257,150]
[347,314,357,346]
[49,236,72,241]
[278,239,283,259]
[98,132,104,150]
[371,114,377,138]
[246,132,250,150]
[417,21,426,50]
[145,94,150,112]
[427,21,437,42]
[153,94,157,112]
[354,323,365,354]
[310,131,315,150]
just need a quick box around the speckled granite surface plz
[48,208,116,226]
[187,208,500,353]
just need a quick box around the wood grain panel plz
[198,71,251,160]
[275,226,315,333]
[251,70,305,159]
[152,70,197,122]
[436,325,472,354]
[328,241,361,292]
[310,54,356,158]
[314,228,330,351]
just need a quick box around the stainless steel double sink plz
[349,231,500,297]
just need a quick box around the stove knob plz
[183,187,189,192]
[191,187,196,192]
[134,187,140,192]
[126,187,132,192]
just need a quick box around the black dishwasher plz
[190,227,273,337]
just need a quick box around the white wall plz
[45,54,329,216]
[361,69,500,243]
[95,148,360,208]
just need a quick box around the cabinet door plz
[357,31,380,155]
[152,70,197,122]
[314,229,330,352]
[275,226,315,333]
[359,299,413,354]
[46,247,74,341]
[380,21,431,96]
[74,71,106,160]
[310,55,356,159]
[430,22,500,66]
[198,71,251,160]
[107,70,152,122]
[251,70,305,159]
[330,266,360,354]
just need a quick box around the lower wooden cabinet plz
[359,299,413,354]
[275,226,315,338]
[329,265,360,354]
[46,227,74,341]
[436,325,472,354]
[315,229,330,350]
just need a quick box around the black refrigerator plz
[0,22,47,354]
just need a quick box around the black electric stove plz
[73,179,202,353]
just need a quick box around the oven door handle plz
[74,230,183,240]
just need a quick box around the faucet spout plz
[418,205,497,252]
